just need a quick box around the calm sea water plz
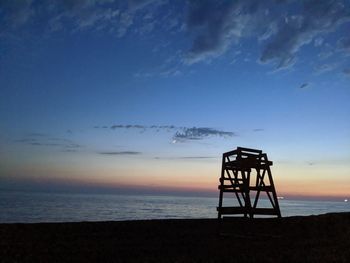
[0,191,349,223]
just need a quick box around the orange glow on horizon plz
[2,156,349,199]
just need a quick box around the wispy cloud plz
[175,156,216,159]
[95,124,178,130]
[14,134,82,151]
[154,156,216,160]
[260,1,350,69]
[314,63,339,74]
[185,0,350,71]
[99,151,141,155]
[94,123,236,143]
[2,1,349,76]
[111,124,146,129]
[172,127,236,143]
[1,0,171,39]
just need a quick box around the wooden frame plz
[217,147,281,219]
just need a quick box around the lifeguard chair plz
[217,147,281,219]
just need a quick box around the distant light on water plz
[345,199,348,202]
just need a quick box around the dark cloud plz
[260,0,350,69]
[253,128,264,132]
[15,134,82,151]
[94,125,113,129]
[29,142,61,147]
[99,151,141,155]
[172,127,236,142]
[14,138,37,143]
[184,1,237,64]
[154,156,216,160]
[30,141,81,149]
[185,0,350,70]
[184,0,278,64]
[95,124,236,143]
[2,1,349,74]
[299,83,309,89]
[111,124,143,129]
[176,156,216,159]
[27,132,47,137]
[109,124,177,130]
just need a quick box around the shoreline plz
[1,212,349,262]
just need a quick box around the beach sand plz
[0,212,349,262]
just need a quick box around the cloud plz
[134,50,185,78]
[299,83,309,89]
[26,132,47,137]
[111,124,144,129]
[15,134,82,151]
[154,156,216,160]
[172,127,236,142]
[184,1,274,64]
[260,1,350,69]
[184,0,350,70]
[128,0,159,11]
[47,1,128,35]
[3,0,348,75]
[0,0,165,39]
[108,124,177,130]
[95,123,236,143]
[184,0,280,64]
[99,151,141,155]
[2,1,349,70]
[184,1,236,64]
[317,50,333,60]
[175,156,215,159]
[253,128,264,132]
[314,63,339,74]
[314,37,324,47]
[0,0,35,28]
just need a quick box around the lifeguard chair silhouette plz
[217,147,281,219]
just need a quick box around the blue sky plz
[0,0,349,199]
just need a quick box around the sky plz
[0,0,349,200]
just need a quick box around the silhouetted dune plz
[0,212,349,262]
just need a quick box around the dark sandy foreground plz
[1,213,349,263]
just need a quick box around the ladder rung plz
[217,206,279,215]
[237,147,262,153]
[220,178,244,181]
[249,186,273,191]
[219,185,245,189]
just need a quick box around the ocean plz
[0,191,349,223]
